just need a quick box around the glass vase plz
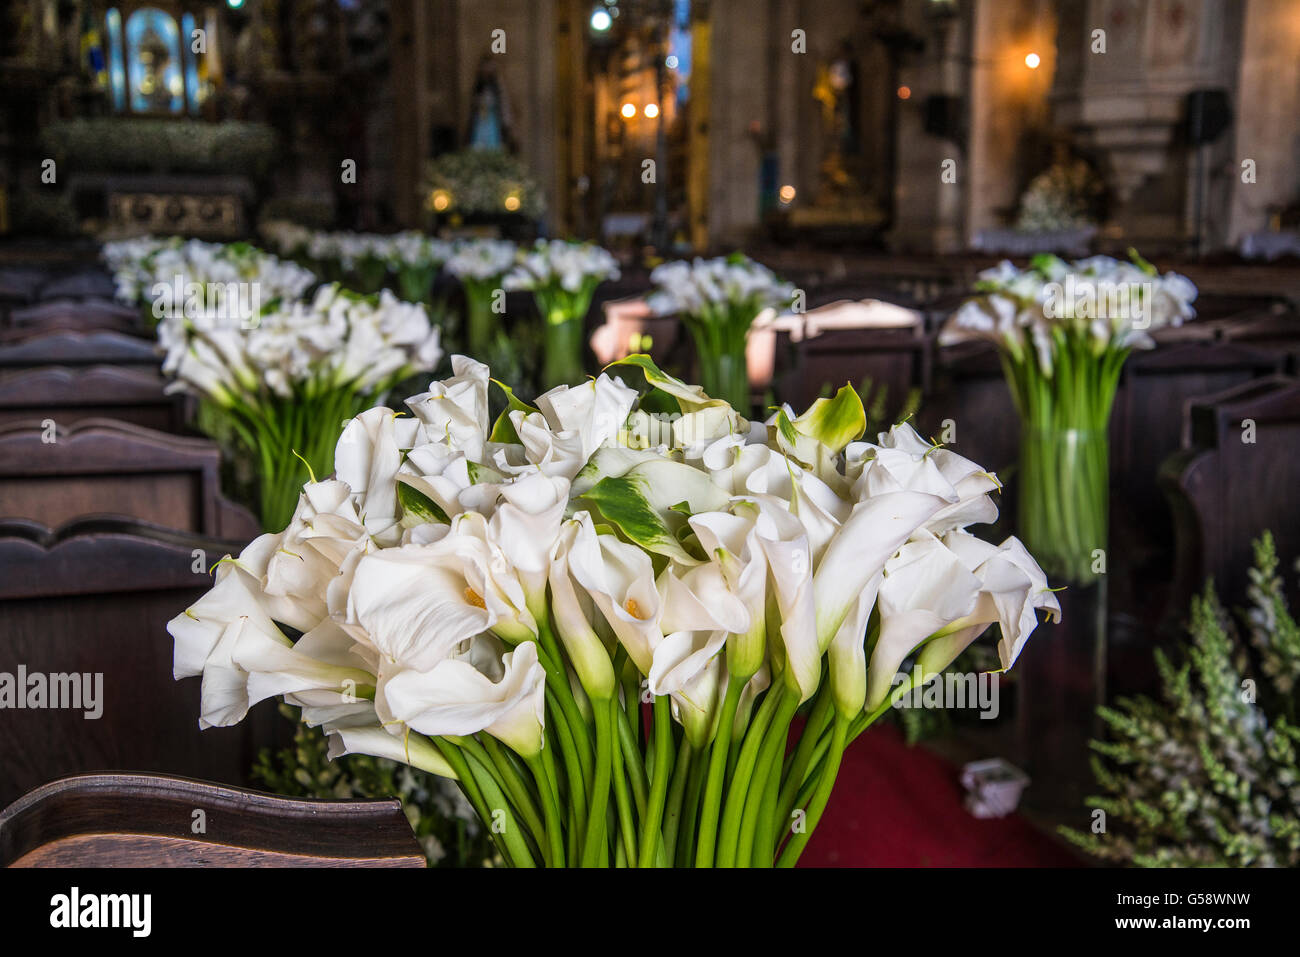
[691,337,750,412]
[1017,426,1109,585]
[542,311,586,388]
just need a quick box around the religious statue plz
[466,56,515,153]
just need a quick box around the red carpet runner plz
[798,724,1083,867]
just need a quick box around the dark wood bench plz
[0,328,159,372]
[5,298,138,333]
[0,773,425,867]
[0,518,277,808]
[1161,375,1300,623]
[0,418,257,539]
[0,365,183,432]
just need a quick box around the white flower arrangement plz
[948,252,1198,365]
[947,251,1198,583]
[443,238,519,284]
[171,354,1059,867]
[158,284,442,528]
[647,254,795,407]
[504,239,620,296]
[104,236,317,317]
[504,240,621,385]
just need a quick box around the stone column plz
[1225,0,1300,245]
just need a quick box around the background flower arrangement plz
[423,149,545,220]
[157,283,442,529]
[947,251,1198,582]
[103,236,318,326]
[170,353,1060,867]
[1061,533,1300,866]
[505,239,620,386]
[648,253,795,410]
[1014,157,1105,233]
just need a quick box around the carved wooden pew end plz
[0,773,426,867]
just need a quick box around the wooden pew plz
[5,298,138,333]
[0,328,159,373]
[34,269,118,303]
[0,519,276,809]
[0,773,425,867]
[0,365,183,432]
[1161,375,1300,623]
[0,418,257,540]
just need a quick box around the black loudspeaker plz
[1185,88,1232,145]
[923,94,964,140]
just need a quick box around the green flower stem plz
[433,737,518,867]
[638,694,675,867]
[580,695,616,867]
[474,735,547,854]
[736,691,800,866]
[775,714,849,868]
[694,677,745,866]
[615,705,649,821]
[609,697,639,864]
[676,738,710,867]
[526,752,566,867]
[716,682,785,866]
[751,742,784,866]
[661,736,694,864]
[460,746,538,868]
[778,684,833,822]
[545,685,588,848]
[464,282,497,357]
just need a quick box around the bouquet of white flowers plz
[505,239,620,386]
[104,236,317,327]
[648,254,794,409]
[171,354,1059,867]
[260,223,454,304]
[444,238,519,356]
[947,251,1197,581]
[158,284,442,529]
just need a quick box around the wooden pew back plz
[1,773,424,867]
[0,520,275,809]
[0,418,256,539]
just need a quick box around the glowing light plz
[430,190,451,212]
[504,194,521,212]
[227,0,245,9]
[590,8,611,31]
[778,184,796,204]
[665,55,679,69]
[644,103,659,118]
[897,85,911,100]
[1024,52,1041,69]
[620,102,636,119]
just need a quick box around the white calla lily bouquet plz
[505,239,621,386]
[947,251,1197,582]
[104,236,317,325]
[648,254,795,409]
[170,354,1059,867]
[159,283,443,530]
[444,238,519,356]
